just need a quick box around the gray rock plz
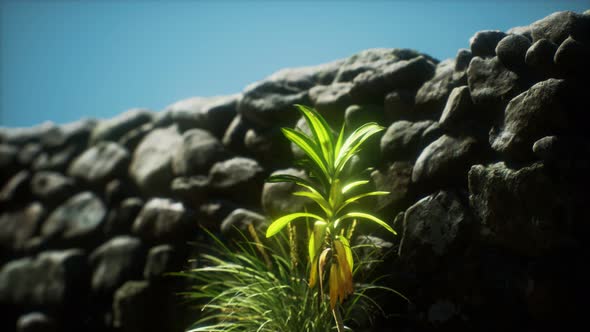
[380,120,440,162]
[554,36,590,76]
[0,122,58,146]
[68,142,130,185]
[384,90,415,124]
[309,82,353,126]
[525,39,559,77]
[467,56,524,105]
[261,168,311,219]
[495,34,532,72]
[0,202,45,254]
[156,94,239,138]
[209,157,265,205]
[0,144,19,182]
[17,312,57,332]
[530,11,590,44]
[103,197,144,237]
[349,56,436,103]
[454,48,473,72]
[197,199,240,230]
[41,119,96,149]
[244,127,292,167]
[412,135,483,189]
[0,170,31,207]
[90,108,153,144]
[118,122,154,152]
[41,192,106,247]
[18,143,43,166]
[132,198,193,244]
[399,191,473,272]
[0,249,87,308]
[113,281,161,332]
[238,61,342,127]
[507,25,533,40]
[143,245,181,281]
[170,176,210,208]
[468,162,574,255]
[490,79,568,160]
[414,59,467,119]
[222,115,251,152]
[344,104,385,129]
[89,236,145,297]
[439,86,478,134]
[220,208,267,239]
[370,161,414,212]
[172,129,227,177]
[469,30,507,57]
[129,126,182,196]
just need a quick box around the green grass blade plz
[338,212,396,235]
[281,127,331,183]
[295,104,335,172]
[266,212,324,238]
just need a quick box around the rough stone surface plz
[143,245,181,281]
[371,161,414,212]
[495,34,532,72]
[0,171,31,207]
[209,157,264,205]
[222,115,251,152]
[172,129,227,177]
[0,202,45,254]
[469,30,507,57]
[380,120,440,162]
[467,56,524,105]
[554,36,590,76]
[30,172,75,207]
[90,109,153,144]
[170,176,210,208]
[344,104,385,129]
[383,90,415,123]
[439,86,476,134]
[244,127,292,168]
[309,82,353,125]
[220,208,267,239]
[103,198,144,238]
[261,168,311,219]
[454,48,473,72]
[530,11,590,44]
[132,198,193,245]
[414,59,467,119]
[525,39,559,77]
[16,312,57,332]
[32,144,83,172]
[68,142,130,186]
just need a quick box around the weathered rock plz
[0,144,19,182]
[209,157,265,205]
[399,191,473,272]
[531,136,590,167]
[172,129,227,177]
[467,56,524,106]
[132,198,194,245]
[104,178,138,207]
[118,122,154,152]
[220,208,267,239]
[507,25,533,40]
[244,127,292,167]
[525,39,559,77]
[90,109,153,144]
[380,120,440,162]
[383,90,415,123]
[41,119,96,150]
[68,142,130,186]
[41,192,106,248]
[89,236,145,298]
[350,56,436,103]
[530,11,590,44]
[18,143,43,166]
[16,312,57,332]
[490,79,568,160]
[412,135,484,189]
[103,198,144,237]
[129,126,182,196]
[439,86,483,135]
[468,162,574,255]
[554,36,590,76]
[222,115,251,152]
[197,199,240,230]
[469,30,507,57]
[112,281,164,332]
[0,249,87,308]
[0,171,31,207]
[0,122,58,146]
[309,82,353,125]
[414,59,467,119]
[344,104,385,130]
[261,168,311,219]
[31,143,82,173]
[0,202,45,254]
[170,176,210,207]
[371,161,414,212]
[495,34,532,72]
[454,48,473,72]
[143,245,182,281]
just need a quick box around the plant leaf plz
[281,128,331,182]
[336,191,390,215]
[341,180,369,194]
[295,104,335,173]
[293,191,331,217]
[338,212,396,235]
[265,212,324,238]
[335,123,384,176]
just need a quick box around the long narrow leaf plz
[281,128,331,182]
[295,104,335,172]
[337,212,396,235]
[292,191,331,217]
[341,180,369,194]
[335,123,384,175]
[266,212,324,238]
[336,191,390,215]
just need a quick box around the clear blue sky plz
[1,0,587,127]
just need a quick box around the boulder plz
[469,30,507,57]
[143,245,182,281]
[31,144,83,172]
[118,122,154,152]
[467,56,524,106]
[380,120,440,162]
[370,161,414,213]
[454,48,473,72]
[196,199,240,230]
[554,36,590,76]
[495,34,532,72]
[383,90,415,123]
[0,202,45,255]
[129,126,182,196]
[0,144,19,183]
[16,312,57,332]
[209,157,265,205]
[0,122,58,146]
[132,198,194,245]
[414,59,467,119]
[90,108,153,144]
[41,119,96,150]
[261,168,311,219]
[309,82,353,126]
[172,129,227,177]
[18,143,43,166]
[0,171,31,208]
[113,281,170,332]
[244,127,292,167]
[222,115,251,152]
[530,11,590,44]
[170,176,210,208]
[506,25,533,40]
[220,208,267,239]
[103,197,144,238]
[525,39,559,78]
[344,104,385,129]
[68,142,130,186]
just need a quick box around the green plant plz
[265,105,397,331]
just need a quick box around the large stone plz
[490,79,569,160]
[414,59,467,119]
[370,161,414,212]
[143,245,182,281]
[132,198,194,245]
[89,236,145,298]
[380,120,440,162]
[220,208,267,239]
[530,11,590,44]
[399,191,473,273]
[103,197,144,237]
[525,39,559,77]
[244,127,292,168]
[129,126,182,196]
[112,281,163,332]
[90,108,153,144]
[261,168,311,219]
[0,171,31,208]
[469,30,507,57]
[16,312,57,332]
[506,25,533,40]
[439,86,476,134]
[0,202,45,255]
[349,56,436,103]
[31,144,83,172]
[170,176,210,208]
[172,129,227,177]
[412,135,484,189]
[554,36,590,76]
[222,115,253,152]
[68,142,130,186]
[0,249,87,308]
[156,94,239,138]
[468,162,574,255]
[41,192,106,248]
[209,157,265,205]
[454,48,473,72]
[196,199,240,230]
[0,144,19,183]
[309,82,353,125]
[467,56,524,106]
[383,90,416,123]
[0,122,58,146]
[41,119,96,149]
[18,143,43,166]
[344,104,385,129]
[495,34,532,72]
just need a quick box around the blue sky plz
[1,0,587,127]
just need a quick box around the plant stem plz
[332,306,345,332]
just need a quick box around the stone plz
[414,59,467,119]
[383,90,416,124]
[495,34,532,72]
[490,79,569,160]
[0,171,31,207]
[89,236,145,298]
[172,129,227,177]
[0,203,45,254]
[0,122,58,146]
[132,198,194,245]
[68,142,130,186]
[454,48,473,72]
[41,119,96,149]
[0,249,87,308]
[113,281,161,332]
[209,157,265,205]
[399,191,473,272]
[469,30,507,57]
[222,115,251,152]
[143,245,181,281]
[0,144,19,183]
[467,56,524,106]
[156,94,239,138]
[103,197,144,237]
[238,61,342,127]
[531,136,590,166]
[261,168,311,219]
[370,161,414,212]
[31,144,83,172]
[220,208,267,239]
[197,199,240,230]
[18,143,43,166]
[554,36,590,76]
[244,127,292,167]
[349,56,436,103]
[525,39,559,77]
[468,162,574,256]
[118,122,154,152]
[309,83,353,125]
[104,178,137,207]
[41,192,106,248]
[412,135,483,189]
[530,11,590,44]
[439,86,480,135]
[344,104,385,129]
[170,176,210,209]
[90,108,153,144]
[129,126,182,196]
[16,312,57,332]
[380,120,440,162]
[507,25,533,40]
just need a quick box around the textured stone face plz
[68,142,130,185]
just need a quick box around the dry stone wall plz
[1,10,589,332]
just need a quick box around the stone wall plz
[1,10,589,332]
